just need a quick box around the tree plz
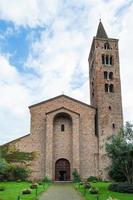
[0,144,36,181]
[106,122,133,184]
[0,144,36,164]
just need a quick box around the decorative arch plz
[53,112,72,122]
[53,112,72,134]
[55,158,70,181]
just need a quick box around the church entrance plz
[55,159,70,181]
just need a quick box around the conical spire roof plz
[96,20,108,38]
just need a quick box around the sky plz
[0,0,133,145]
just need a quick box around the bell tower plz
[88,21,123,179]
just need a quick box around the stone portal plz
[55,159,70,181]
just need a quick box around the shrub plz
[30,183,38,189]
[87,176,98,182]
[89,187,99,194]
[79,182,83,185]
[108,166,126,182]
[108,183,133,193]
[22,188,32,194]
[0,160,8,181]
[38,182,42,185]
[0,159,30,181]
[107,197,119,200]
[0,186,5,191]
[83,181,91,189]
[12,165,30,181]
[72,169,81,183]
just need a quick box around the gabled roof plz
[1,134,30,146]
[96,20,108,38]
[29,94,95,109]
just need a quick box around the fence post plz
[36,187,38,197]
[17,195,21,200]
[83,187,86,196]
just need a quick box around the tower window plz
[105,84,108,92]
[61,124,65,132]
[112,123,115,129]
[105,84,114,93]
[104,42,110,50]
[109,72,113,80]
[102,54,113,65]
[104,71,108,79]
[102,55,105,64]
[106,55,109,65]
[109,84,114,92]
[109,106,112,110]
[110,56,113,65]
[104,71,113,80]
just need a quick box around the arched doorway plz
[55,159,70,181]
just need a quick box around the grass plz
[0,181,50,200]
[75,182,133,200]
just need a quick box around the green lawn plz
[75,182,133,200]
[0,181,50,200]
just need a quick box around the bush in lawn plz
[0,159,8,181]
[107,197,119,200]
[87,176,98,182]
[6,164,30,181]
[72,169,81,183]
[83,181,91,189]
[108,183,133,193]
[30,183,38,189]
[79,181,84,185]
[22,188,32,195]
[89,187,99,194]
[0,186,5,191]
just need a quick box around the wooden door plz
[55,159,70,181]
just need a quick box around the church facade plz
[5,22,123,181]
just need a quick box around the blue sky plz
[0,0,133,144]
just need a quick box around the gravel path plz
[39,183,83,200]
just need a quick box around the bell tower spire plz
[96,20,108,38]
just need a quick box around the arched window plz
[61,124,65,132]
[106,55,109,65]
[102,54,105,64]
[101,54,113,66]
[105,84,108,92]
[109,72,113,80]
[110,56,113,65]
[104,43,110,50]
[105,84,114,93]
[104,71,108,79]
[109,84,114,92]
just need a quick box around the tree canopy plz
[106,122,133,184]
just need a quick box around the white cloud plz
[0,0,133,144]
[0,0,59,27]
